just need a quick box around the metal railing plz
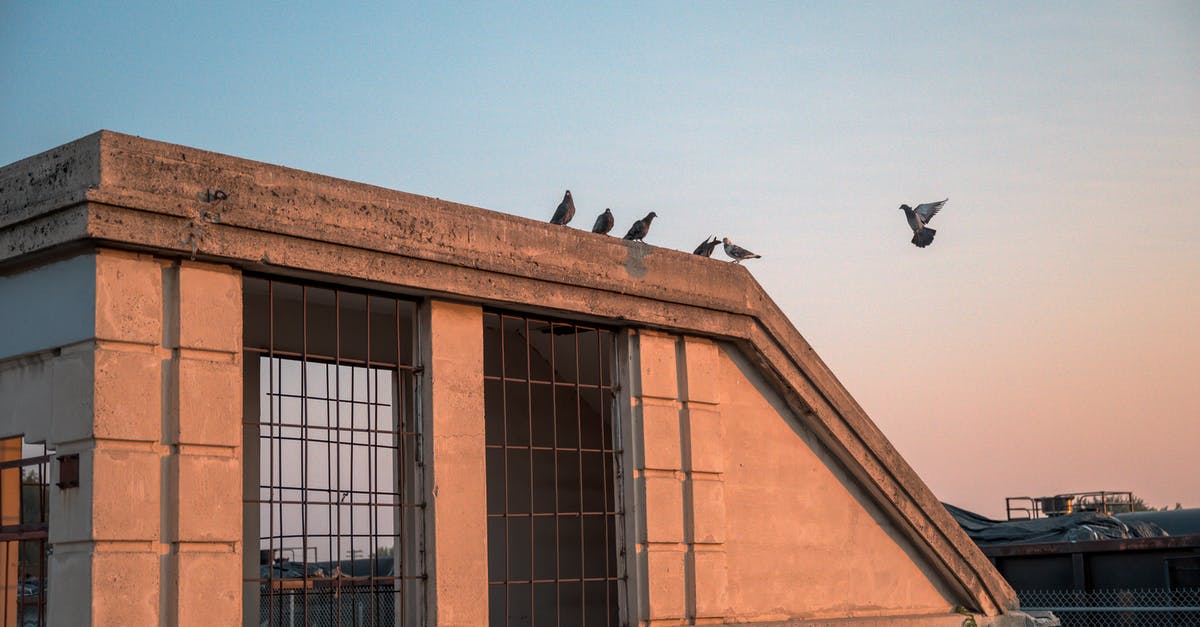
[1019,588,1200,626]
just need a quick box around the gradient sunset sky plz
[2,2,1196,517]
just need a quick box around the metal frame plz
[242,276,425,626]
[483,311,625,626]
[0,440,51,627]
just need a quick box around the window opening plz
[243,277,424,626]
[0,438,51,627]
[484,312,624,626]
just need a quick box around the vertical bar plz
[501,315,510,627]
[334,290,343,627]
[300,285,310,626]
[396,299,406,625]
[597,329,612,626]
[525,319,534,624]
[575,326,585,623]
[268,281,277,627]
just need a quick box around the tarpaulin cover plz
[942,503,1169,546]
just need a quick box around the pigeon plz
[622,212,658,241]
[549,190,575,225]
[591,208,614,234]
[693,235,721,257]
[899,198,946,248]
[722,237,761,263]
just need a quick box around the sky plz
[2,2,1197,519]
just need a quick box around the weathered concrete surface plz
[1,132,1020,619]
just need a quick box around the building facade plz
[0,132,1031,626]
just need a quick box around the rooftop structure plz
[0,131,1033,625]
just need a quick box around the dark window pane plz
[503,316,527,380]
[489,585,506,627]
[368,296,398,365]
[532,516,557,580]
[579,388,604,451]
[488,517,507,582]
[559,582,582,624]
[584,580,608,626]
[530,382,555,448]
[305,286,337,357]
[487,447,506,515]
[338,292,368,362]
[600,330,614,387]
[484,313,502,377]
[485,379,504,446]
[533,582,558,626]
[558,515,582,580]
[507,517,532,581]
[555,386,578,449]
[552,324,577,383]
[582,514,608,579]
[505,381,530,447]
[581,452,606,514]
[243,276,270,349]
[556,452,580,513]
[507,448,531,515]
[272,282,303,354]
[577,327,600,386]
[507,583,532,626]
[531,450,556,514]
[527,319,553,382]
[397,301,416,366]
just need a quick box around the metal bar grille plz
[0,439,50,627]
[242,277,424,626]
[483,312,623,626]
[1019,588,1200,626]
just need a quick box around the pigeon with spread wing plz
[900,198,946,248]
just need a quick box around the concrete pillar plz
[422,300,487,627]
[49,249,165,627]
[164,261,242,627]
[0,251,243,627]
[631,331,729,626]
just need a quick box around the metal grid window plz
[483,312,624,626]
[243,277,424,626]
[0,438,50,627]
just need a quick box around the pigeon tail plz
[911,227,936,248]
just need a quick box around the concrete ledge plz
[0,131,1018,616]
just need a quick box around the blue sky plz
[3,2,1198,516]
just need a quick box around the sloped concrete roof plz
[0,130,1018,616]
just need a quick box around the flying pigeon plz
[622,212,658,241]
[693,235,721,257]
[900,198,946,248]
[591,208,614,234]
[722,237,761,263]
[549,190,575,225]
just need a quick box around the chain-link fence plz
[1019,588,1200,627]
[259,585,398,627]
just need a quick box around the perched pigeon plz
[722,237,761,263]
[622,212,658,241]
[549,190,575,225]
[693,235,721,257]
[900,198,946,248]
[591,208,614,235]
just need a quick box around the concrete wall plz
[628,329,967,625]
[0,249,242,627]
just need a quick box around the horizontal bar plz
[0,454,52,470]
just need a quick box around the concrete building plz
[0,131,1033,626]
